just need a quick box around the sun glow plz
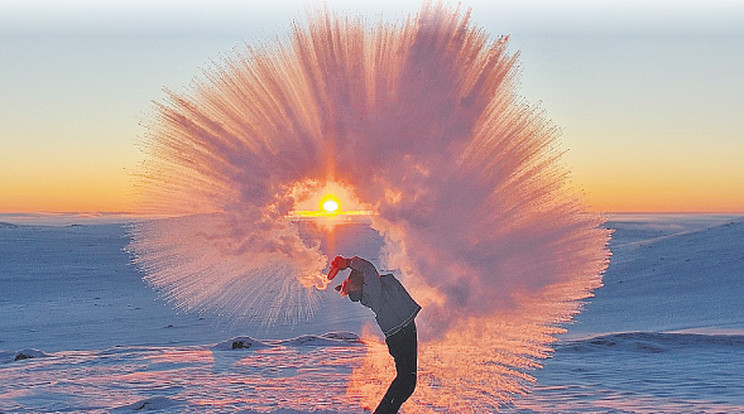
[321,195,340,213]
[287,181,375,222]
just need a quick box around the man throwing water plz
[328,256,421,414]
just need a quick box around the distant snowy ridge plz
[212,331,362,350]
[571,216,744,335]
[2,332,365,362]
[558,331,744,353]
[0,212,140,226]
[278,331,362,345]
[607,214,744,249]
[10,331,739,364]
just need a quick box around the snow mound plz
[1,348,50,363]
[112,396,183,412]
[278,332,363,347]
[211,336,273,351]
[212,332,362,351]
[319,331,361,342]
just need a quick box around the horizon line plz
[2,210,744,216]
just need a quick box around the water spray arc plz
[129,2,610,411]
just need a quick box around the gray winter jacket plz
[348,257,421,337]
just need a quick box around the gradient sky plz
[1,0,743,213]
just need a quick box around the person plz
[328,255,421,414]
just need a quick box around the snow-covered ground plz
[1,214,743,413]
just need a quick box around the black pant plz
[374,321,417,414]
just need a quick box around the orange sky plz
[3,155,742,214]
[1,0,742,214]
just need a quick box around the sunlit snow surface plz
[2,337,367,413]
[1,214,744,413]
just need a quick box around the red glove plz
[334,280,349,297]
[327,256,350,280]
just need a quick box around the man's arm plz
[348,256,382,310]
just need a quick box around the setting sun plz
[321,195,340,213]
[286,181,375,223]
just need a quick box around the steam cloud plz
[129,2,610,411]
